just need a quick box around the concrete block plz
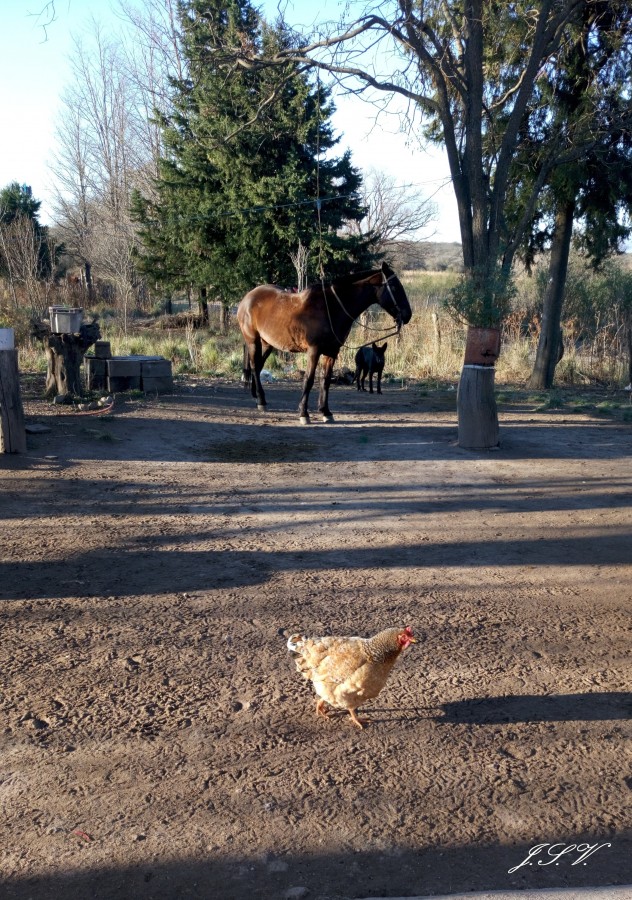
[85,356,107,391]
[107,358,142,379]
[141,359,172,378]
[142,375,173,394]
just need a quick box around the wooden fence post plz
[0,348,27,453]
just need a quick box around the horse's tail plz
[241,344,252,387]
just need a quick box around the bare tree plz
[289,240,311,291]
[50,21,151,310]
[93,220,139,334]
[349,168,436,257]
[0,213,50,317]
[119,0,186,162]
[29,1,58,41]
[50,101,96,301]
[50,5,188,311]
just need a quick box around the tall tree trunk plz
[198,286,209,325]
[457,366,499,449]
[457,327,501,449]
[528,199,575,389]
[84,261,95,304]
[626,313,632,386]
[219,302,228,334]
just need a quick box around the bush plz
[444,268,515,328]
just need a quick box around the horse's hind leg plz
[261,343,274,369]
[318,355,336,423]
[241,344,250,386]
[246,339,267,409]
[298,347,320,424]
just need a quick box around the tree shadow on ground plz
[437,692,632,724]
[1,526,632,601]
[2,835,630,900]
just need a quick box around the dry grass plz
[14,269,630,390]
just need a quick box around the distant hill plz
[387,240,464,272]
[389,242,632,274]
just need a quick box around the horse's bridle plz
[380,272,404,331]
[325,270,405,348]
[329,272,402,323]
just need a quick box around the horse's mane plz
[306,266,388,291]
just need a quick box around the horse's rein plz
[382,274,404,331]
[325,273,403,351]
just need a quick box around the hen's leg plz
[316,699,330,719]
[348,708,369,729]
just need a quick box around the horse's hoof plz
[322,415,334,424]
[257,404,267,412]
[299,416,310,425]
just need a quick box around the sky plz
[0,0,461,242]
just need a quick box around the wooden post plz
[457,364,499,450]
[431,311,441,354]
[0,349,27,453]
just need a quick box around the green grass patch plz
[568,403,594,413]
[594,401,618,416]
[534,391,566,411]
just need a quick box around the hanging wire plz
[315,72,326,282]
[312,72,401,351]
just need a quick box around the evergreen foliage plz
[0,183,42,225]
[505,3,632,269]
[132,0,374,305]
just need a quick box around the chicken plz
[287,625,416,729]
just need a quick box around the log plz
[0,349,27,453]
[457,364,499,450]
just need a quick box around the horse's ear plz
[381,342,388,352]
[381,261,394,277]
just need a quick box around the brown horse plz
[237,261,412,423]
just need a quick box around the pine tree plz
[132,0,373,308]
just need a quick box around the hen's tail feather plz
[287,633,304,652]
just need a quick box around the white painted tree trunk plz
[457,365,499,449]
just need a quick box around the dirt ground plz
[1,375,631,900]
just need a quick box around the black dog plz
[353,342,387,394]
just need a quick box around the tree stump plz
[457,364,499,449]
[0,349,27,453]
[42,319,101,398]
